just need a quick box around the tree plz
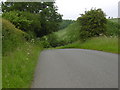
[2,2,42,13]
[2,2,62,37]
[77,8,107,41]
[40,2,62,36]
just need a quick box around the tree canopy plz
[2,2,62,37]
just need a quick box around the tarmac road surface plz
[32,49,118,88]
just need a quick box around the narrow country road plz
[32,49,118,88]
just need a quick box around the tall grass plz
[2,18,28,55]
[2,18,43,88]
[2,42,43,88]
[56,36,118,53]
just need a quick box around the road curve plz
[32,49,118,88]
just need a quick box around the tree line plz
[2,1,110,42]
[2,2,62,38]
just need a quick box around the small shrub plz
[40,41,50,48]
[47,33,59,47]
[57,40,68,46]
[38,36,50,48]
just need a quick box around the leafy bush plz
[40,41,50,48]
[77,8,107,41]
[46,33,59,47]
[2,18,28,55]
[2,11,41,37]
[39,33,65,48]
[37,36,50,48]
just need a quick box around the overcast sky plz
[55,0,119,20]
[1,0,119,20]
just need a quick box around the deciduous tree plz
[77,8,107,41]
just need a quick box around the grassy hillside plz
[2,19,43,88]
[55,21,80,43]
[2,18,28,55]
[55,19,119,42]
[55,19,119,53]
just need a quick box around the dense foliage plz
[106,20,119,36]
[2,11,41,37]
[2,2,62,37]
[77,8,107,41]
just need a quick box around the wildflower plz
[99,34,103,36]
[110,36,112,38]
[26,42,29,44]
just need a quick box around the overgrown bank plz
[56,36,118,54]
[2,18,43,88]
[2,43,43,88]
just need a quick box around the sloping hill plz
[55,21,80,43]
[55,19,119,43]
[2,18,28,55]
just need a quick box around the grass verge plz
[56,36,118,54]
[2,42,43,88]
